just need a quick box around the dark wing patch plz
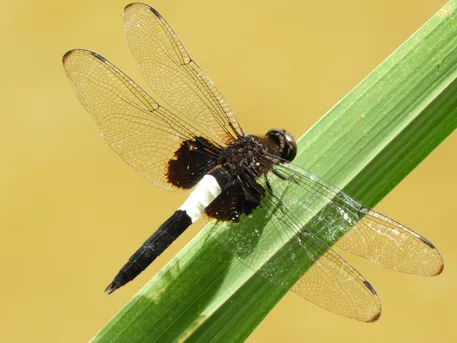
[62,49,221,192]
[168,137,219,189]
[205,180,263,222]
[206,172,381,322]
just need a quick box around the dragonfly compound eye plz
[265,129,297,162]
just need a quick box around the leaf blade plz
[91,2,457,342]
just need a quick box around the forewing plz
[336,211,444,276]
[274,163,444,276]
[207,175,381,322]
[123,3,243,144]
[63,49,218,191]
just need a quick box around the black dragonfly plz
[63,3,443,322]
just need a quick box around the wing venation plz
[123,3,243,144]
[274,163,444,276]
[63,49,220,191]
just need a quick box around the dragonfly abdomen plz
[105,175,222,294]
[105,209,192,294]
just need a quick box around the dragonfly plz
[63,2,443,322]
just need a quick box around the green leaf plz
[91,2,457,342]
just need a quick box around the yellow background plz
[1,0,455,342]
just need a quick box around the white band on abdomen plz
[178,175,222,223]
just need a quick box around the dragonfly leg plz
[265,175,273,194]
[272,168,295,181]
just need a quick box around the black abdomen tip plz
[105,280,121,295]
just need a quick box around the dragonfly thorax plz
[218,135,274,179]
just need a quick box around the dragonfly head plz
[265,129,297,163]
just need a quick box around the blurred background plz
[1,0,455,342]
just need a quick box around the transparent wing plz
[123,3,243,144]
[207,173,381,322]
[274,163,444,276]
[63,49,221,191]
